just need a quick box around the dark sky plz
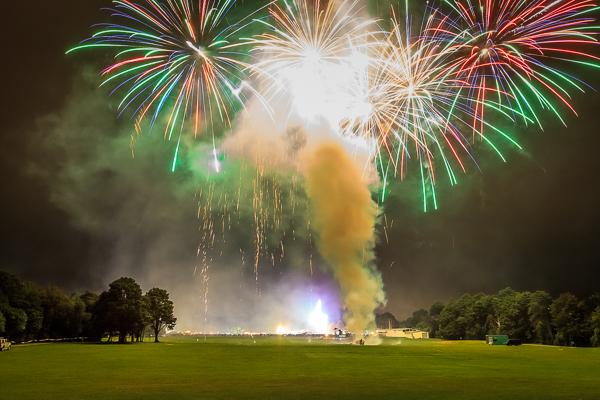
[1,0,599,330]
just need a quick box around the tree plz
[39,285,72,339]
[94,277,144,343]
[528,291,554,345]
[467,293,496,339]
[145,288,177,342]
[0,272,27,339]
[2,308,27,338]
[428,302,445,338]
[551,292,588,346]
[0,311,5,335]
[79,291,99,339]
[590,307,600,347]
[20,281,43,341]
[66,294,88,338]
[586,293,600,313]
[438,293,496,340]
[401,290,600,346]
[439,299,464,339]
[375,312,399,329]
[135,296,152,342]
[92,291,117,341]
[492,288,532,341]
[407,309,430,332]
[0,272,42,341]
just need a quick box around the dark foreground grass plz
[1,336,599,399]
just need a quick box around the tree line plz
[378,288,600,347]
[0,271,176,343]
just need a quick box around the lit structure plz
[376,328,429,339]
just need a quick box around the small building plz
[486,335,509,345]
[376,328,429,339]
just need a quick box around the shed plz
[376,328,429,339]
[486,335,509,345]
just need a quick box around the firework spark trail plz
[304,142,385,336]
[194,154,309,328]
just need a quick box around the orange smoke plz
[304,141,385,335]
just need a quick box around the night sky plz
[2,0,599,331]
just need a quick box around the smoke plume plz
[303,141,385,335]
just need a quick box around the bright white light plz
[276,325,287,335]
[352,100,373,120]
[186,41,207,60]
[347,52,370,71]
[305,48,321,64]
[211,148,220,173]
[308,300,329,334]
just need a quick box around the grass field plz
[1,336,599,399]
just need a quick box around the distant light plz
[308,300,329,334]
[276,325,287,335]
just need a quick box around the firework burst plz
[439,0,600,130]
[68,0,272,169]
[339,6,524,208]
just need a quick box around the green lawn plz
[1,336,599,399]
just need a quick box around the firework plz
[438,0,600,130]
[250,0,381,125]
[68,0,272,169]
[336,6,524,209]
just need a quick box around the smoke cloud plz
[23,72,339,332]
[303,142,385,335]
